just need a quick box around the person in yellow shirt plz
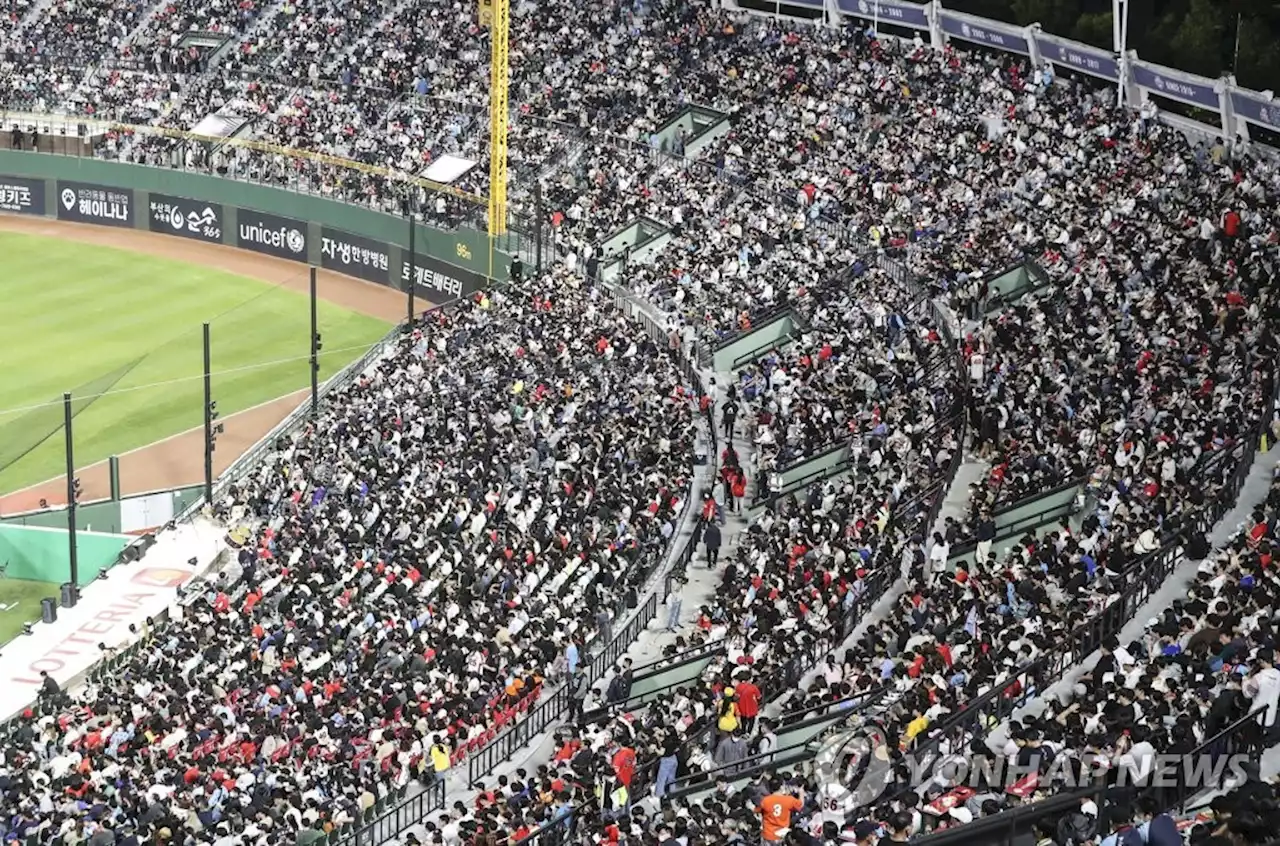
[429,735,451,781]
[717,687,740,734]
[903,709,930,749]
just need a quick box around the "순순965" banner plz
[146,193,223,244]
[56,180,134,227]
[0,176,45,216]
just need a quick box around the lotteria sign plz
[0,524,222,720]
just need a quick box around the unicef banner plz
[939,12,1029,54]
[236,208,308,262]
[1231,91,1280,131]
[56,180,133,228]
[1034,35,1119,82]
[1130,62,1220,110]
[837,0,929,29]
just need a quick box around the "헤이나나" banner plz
[57,180,133,227]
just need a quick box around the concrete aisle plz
[782,435,985,702]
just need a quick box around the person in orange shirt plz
[758,778,805,843]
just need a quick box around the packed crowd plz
[735,264,937,474]
[0,280,697,846]
[2,0,1280,844]
[12,0,149,66]
[218,0,391,80]
[958,462,1280,820]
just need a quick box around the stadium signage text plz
[1034,37,1120,81]
[1231,92,1280,130]
[147,193,223,244]
[940,13,1029,54]
[0,175,45,215]
[1131,63,1221,109]
[320,227,391,285]
[837,0,929,29]
[236,209,308,262]
[401,254,487,302]
[57,180,134,227]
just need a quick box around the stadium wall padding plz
[0,151,506,302]
[1,486,204,535]
[0,524,131,585]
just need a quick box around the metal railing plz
[465,578,663,786]
[864,401,1268,817]
[331,779,447,846]
[944,476,1087,561]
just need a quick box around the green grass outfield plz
[0,231,393,494]
[0,578,59,645]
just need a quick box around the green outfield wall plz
[0,150,508,300]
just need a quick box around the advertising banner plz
[0,175,44,215]
[939,13,1029,54]
[56,180,133,227]
[320,227,392,285]
[146,193,223,244]
[1231,91,1280,131]
[1034,36,1120,82]
[235,208,308,262]
[1130,63,1221,110]
[401,253,488,302]
[837,0,929,29]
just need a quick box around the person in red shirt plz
[735,677,762,734]
[610,744,636,787]
[1223,208,1241,238]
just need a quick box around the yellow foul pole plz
[484,0,509,255]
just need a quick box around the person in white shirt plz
[1244,648,1280,730]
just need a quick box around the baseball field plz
[0,218,409,509]
[0,217,410,646]
[0,225,400,502]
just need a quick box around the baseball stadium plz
[1,1,1280,845]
